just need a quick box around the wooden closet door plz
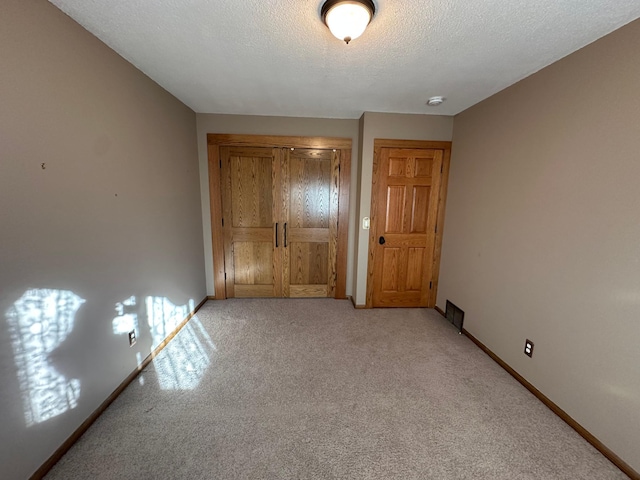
[221,146,282,298]
[371,147,443,307]
[282,149,339,297]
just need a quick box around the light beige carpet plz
[45,299,627,479]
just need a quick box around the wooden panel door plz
[370,147,443,307]
[282,148,339,297]
[210,134,351,300]
[220,146,282,298]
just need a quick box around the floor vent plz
[445,300,464,333]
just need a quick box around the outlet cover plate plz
[524,339,534,357]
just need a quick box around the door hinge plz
[221,218,224,227]
[429,281,433,289]
[219,159,222,168]
[441,163,443,173]
[224,273,227,280]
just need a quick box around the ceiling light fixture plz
[426,96,446,106]
[321,0,376,45]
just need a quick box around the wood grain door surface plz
[371,147,443,307]
[221,146,339,298]
[221,146,281,298]
[282,149,340,298]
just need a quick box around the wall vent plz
[445,300,464,333]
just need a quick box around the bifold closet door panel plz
[282,149,339,298]
[220,146,282,298]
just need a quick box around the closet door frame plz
[208,134,352,300]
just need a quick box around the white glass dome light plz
[322,0,376,44]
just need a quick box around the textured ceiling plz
[49,0,640,118]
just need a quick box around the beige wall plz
[196,114,360,297]
[353,113,454,305]
[438,19,640,471]
[0,1,205,478]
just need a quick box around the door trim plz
[366,139,452,308]
[208,134,351,300]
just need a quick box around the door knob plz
[379,236,386,245]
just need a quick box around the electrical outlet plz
[128,330,137,347]
[524,339,534,358]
